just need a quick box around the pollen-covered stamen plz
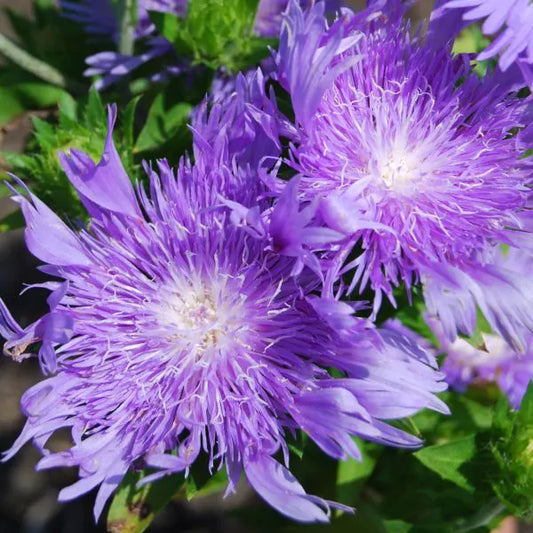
[155,275,249,353]
[376,147,422,193]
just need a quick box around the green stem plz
[118,0,138,57]
[454,498,506,533]
[0,32,80,91]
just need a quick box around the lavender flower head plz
[271,0,533,348]
[0,104,448,522]
[433,0,533,86]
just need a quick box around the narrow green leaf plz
[414,435,477,492]
[85,89,106,129]
[32,116,55,148]
[122,96,142,148]
[516,382,533,429]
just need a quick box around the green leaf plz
[107,470,184,533]
[122,96,142,148]
[2,91,139,224]
[84,89,106,130]
[0,86,24,124]
[383,520,413,533]
[183,468,228,501]
[0,68,75,125]
[287,431,308,460]
[516,382,533,430]
[135,95,192,153]
[453,25,490,55]
[336,439,379,504]
[414,435,477,492]
[150,11,182,43]
[0,207,24,233]
[32,116,56,148]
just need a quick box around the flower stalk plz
[117,0,138,57]
[0,32,80,91]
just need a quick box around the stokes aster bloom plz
[0,105,448,522]
[272,0,533,348]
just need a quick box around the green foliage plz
[0,71,75,126]
[135,94,192,153]
[410,392,494,443]
[3,0,104,79]
[182,466,229,501]
[0,0,97,125]
[2,90,138,229]
[490,384,533,520]
[336,438,380,505]
[453,25,489,55]
[383,520,413,533]
[414,435,478,492]
[107,470,185,533]
[107,462,228,533]
[150,0,274,72]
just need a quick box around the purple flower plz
[272,0,532,346]
[434,0,533,85]
[440,331,533,409]
[191,69,283,171]
[0,106,448,522]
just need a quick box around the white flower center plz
[169,291,217,331]
[377,148,421,193]
[155,277,247,354]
